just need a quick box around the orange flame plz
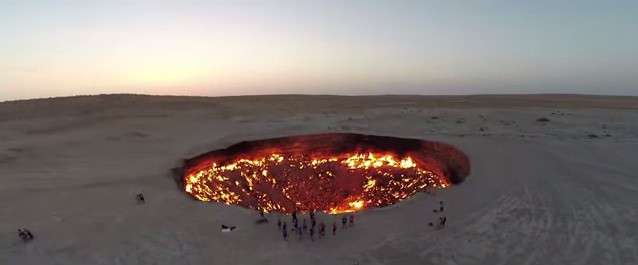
[184,152,450,214]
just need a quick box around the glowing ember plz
[182,133,470,214]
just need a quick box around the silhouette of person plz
[282,227,288,241]
[439,216,447,227]
[136,193,145,204]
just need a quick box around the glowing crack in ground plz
[181,134,470,214]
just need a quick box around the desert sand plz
[1,94,637,265]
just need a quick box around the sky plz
[1,0,637,101]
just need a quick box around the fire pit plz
[182,133,470,214]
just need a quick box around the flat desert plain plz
[1,94,637,265]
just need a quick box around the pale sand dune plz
[1,94,637,265]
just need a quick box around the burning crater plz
[182,133,470,214]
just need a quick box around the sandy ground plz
[1,94,637,265]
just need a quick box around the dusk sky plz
[1,0,637,101]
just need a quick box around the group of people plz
[17,194,448,244]
[276,200,447,242]
[429,201,447,228]
[277,211,355,241]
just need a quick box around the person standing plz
[341,216,347,228]
[438,216,447,228]
[319,222,326,237]
[349,215,354,227]
[332,222,337,236]
[297,224,303,239]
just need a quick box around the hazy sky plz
[1,0,637,101]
